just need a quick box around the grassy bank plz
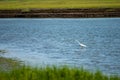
[0,50,22,71]
[0,53,120,80]
[0,51,120,80]
[0,57,21,71]
[0,50,6,54]
[0,65,120,80]
[0,0,120,10]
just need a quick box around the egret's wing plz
[75,40,87,47]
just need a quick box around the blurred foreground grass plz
[0,50,120,80]
[0,62,120,80]
[0,0,120,9]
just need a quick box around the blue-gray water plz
[0,18,120,75]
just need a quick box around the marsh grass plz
[0,0,120,9]
[0,51,119,80]
[0,65,120,80]
[0,57,22,71]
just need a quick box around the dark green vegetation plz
[0,0,120,9]
[0,50,120,80]
[0,63,120,80]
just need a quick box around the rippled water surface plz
[0,18,120,75]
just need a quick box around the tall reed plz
[0,65,119,80]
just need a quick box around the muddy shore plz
[0,8,120,18]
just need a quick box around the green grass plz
[0,0,120,9]
[0,50,21,71]
[0,65,120,80]
[0,57,22,71]
[0,57,120,80]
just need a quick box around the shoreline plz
[0,8,120,18]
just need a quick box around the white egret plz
[75,40,87,48]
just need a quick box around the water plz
[0,18,120,75]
